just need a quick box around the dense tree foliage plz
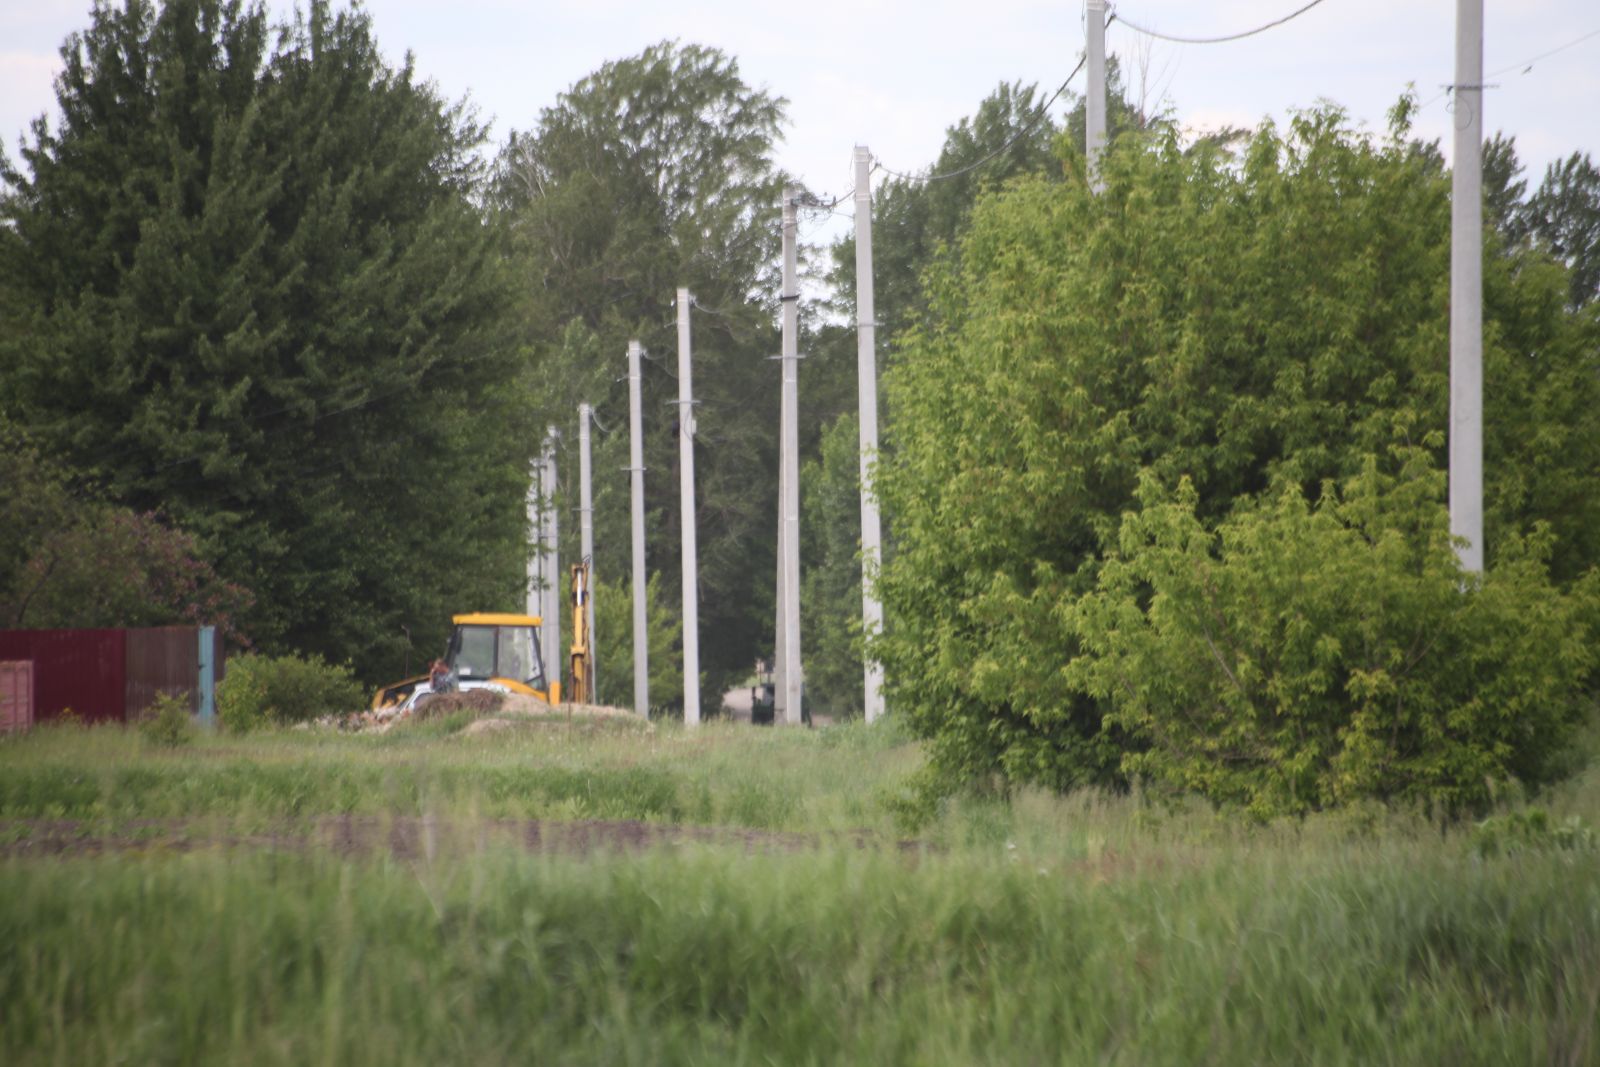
[798,413,867,718]
[1072,457,1598,818]
[0,0,528,678]
[0,424,251,636]
[803,72,1148,719]
[875,102,1600,800]
[493,42,794,708]
[1481,135,1599,308]
[591,574,684,715]
[1523,152,1600,308]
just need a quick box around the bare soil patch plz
[0,815,930,860]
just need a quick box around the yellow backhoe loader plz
[373,561,594,712]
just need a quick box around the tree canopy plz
[875,102,1600,800]
[0,0,529,677]
[493,41,795,708]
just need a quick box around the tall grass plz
[0,718,921,833]
[2,843,1597,1064]
[3,717,1599,1064]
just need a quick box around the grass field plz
[3,713,1599,1065]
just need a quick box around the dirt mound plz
[413,689,503,719]
[498,695,637,720]
[318,690,643,734]
[461,697,650,737]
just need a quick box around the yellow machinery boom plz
[569,561,595,705]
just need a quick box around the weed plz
[136,692,196,748]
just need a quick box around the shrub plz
[136,691,196,747]
[1069,453,1600,819]
[1473,809,1597,857]
[217,653,365,732]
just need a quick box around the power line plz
[1109,0,1332,45]
[1418,26,1600,113]
[1487,26,1600,79]
[792,188,852,211]
[875,55,1088,185]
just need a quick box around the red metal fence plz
[0,627,223,725]
[0,629,124,724]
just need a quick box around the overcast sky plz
[4,0,1596,215]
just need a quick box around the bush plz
[1473,809,1597,857]
[1069,453,1600,819]
[217,653,365,732]
[136,691,196,747]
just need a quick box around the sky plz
[3,0,1597,224]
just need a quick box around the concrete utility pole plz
[1086,0,1108,193]
[1450,0,1484,573]
[676,289,702,726]
[524,458,541,618]
[853,147,886,724]
[778,188,804,725]
[627,340,649,715]
[541,428,561,698]
[578,403,597,702]
[773,410,788,723]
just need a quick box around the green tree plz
[876,102,1600,797]
[1481,132,1529,241]
[493,42,793,704]
[801,74,1153,726]
[830,63,1150,352]
[1071,457,1598,819]
[0,0,528,679]
[0,423,252,636]
[799,413,866,719]
[1524,151,1600,308]
[592,573,683,716]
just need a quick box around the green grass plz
[3,717,1599,1065]
[0,717,920,833]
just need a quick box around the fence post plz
[197,625,216,727]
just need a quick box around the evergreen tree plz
[0,0,528,677]
[1524,151,1600,308]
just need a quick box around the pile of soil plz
[462,695,649,736]
[318,689,648,735]
[413,689,504,719]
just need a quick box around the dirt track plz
[0,815,931,860]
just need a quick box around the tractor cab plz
[444,613,548,694]
[372,612,559,711]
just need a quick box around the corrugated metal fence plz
[0,661,33,732]
[0,627,223,727]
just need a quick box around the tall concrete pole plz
[853,147,886,724]
[541,428,561,699]
[773,402,788,723]
[676,289,702,726]
[627,340,649,715]
[1450,0,1484,573]
[779,188,804,725]
[1086,0,1108,193]
[578,403,597,702]
[525,459,540,618]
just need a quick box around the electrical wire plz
[875,55,1088,185]
[791,188,853,211]
[1109,0,1333,45]
[1418,25,1600,112]
[1487,26,1600,79]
